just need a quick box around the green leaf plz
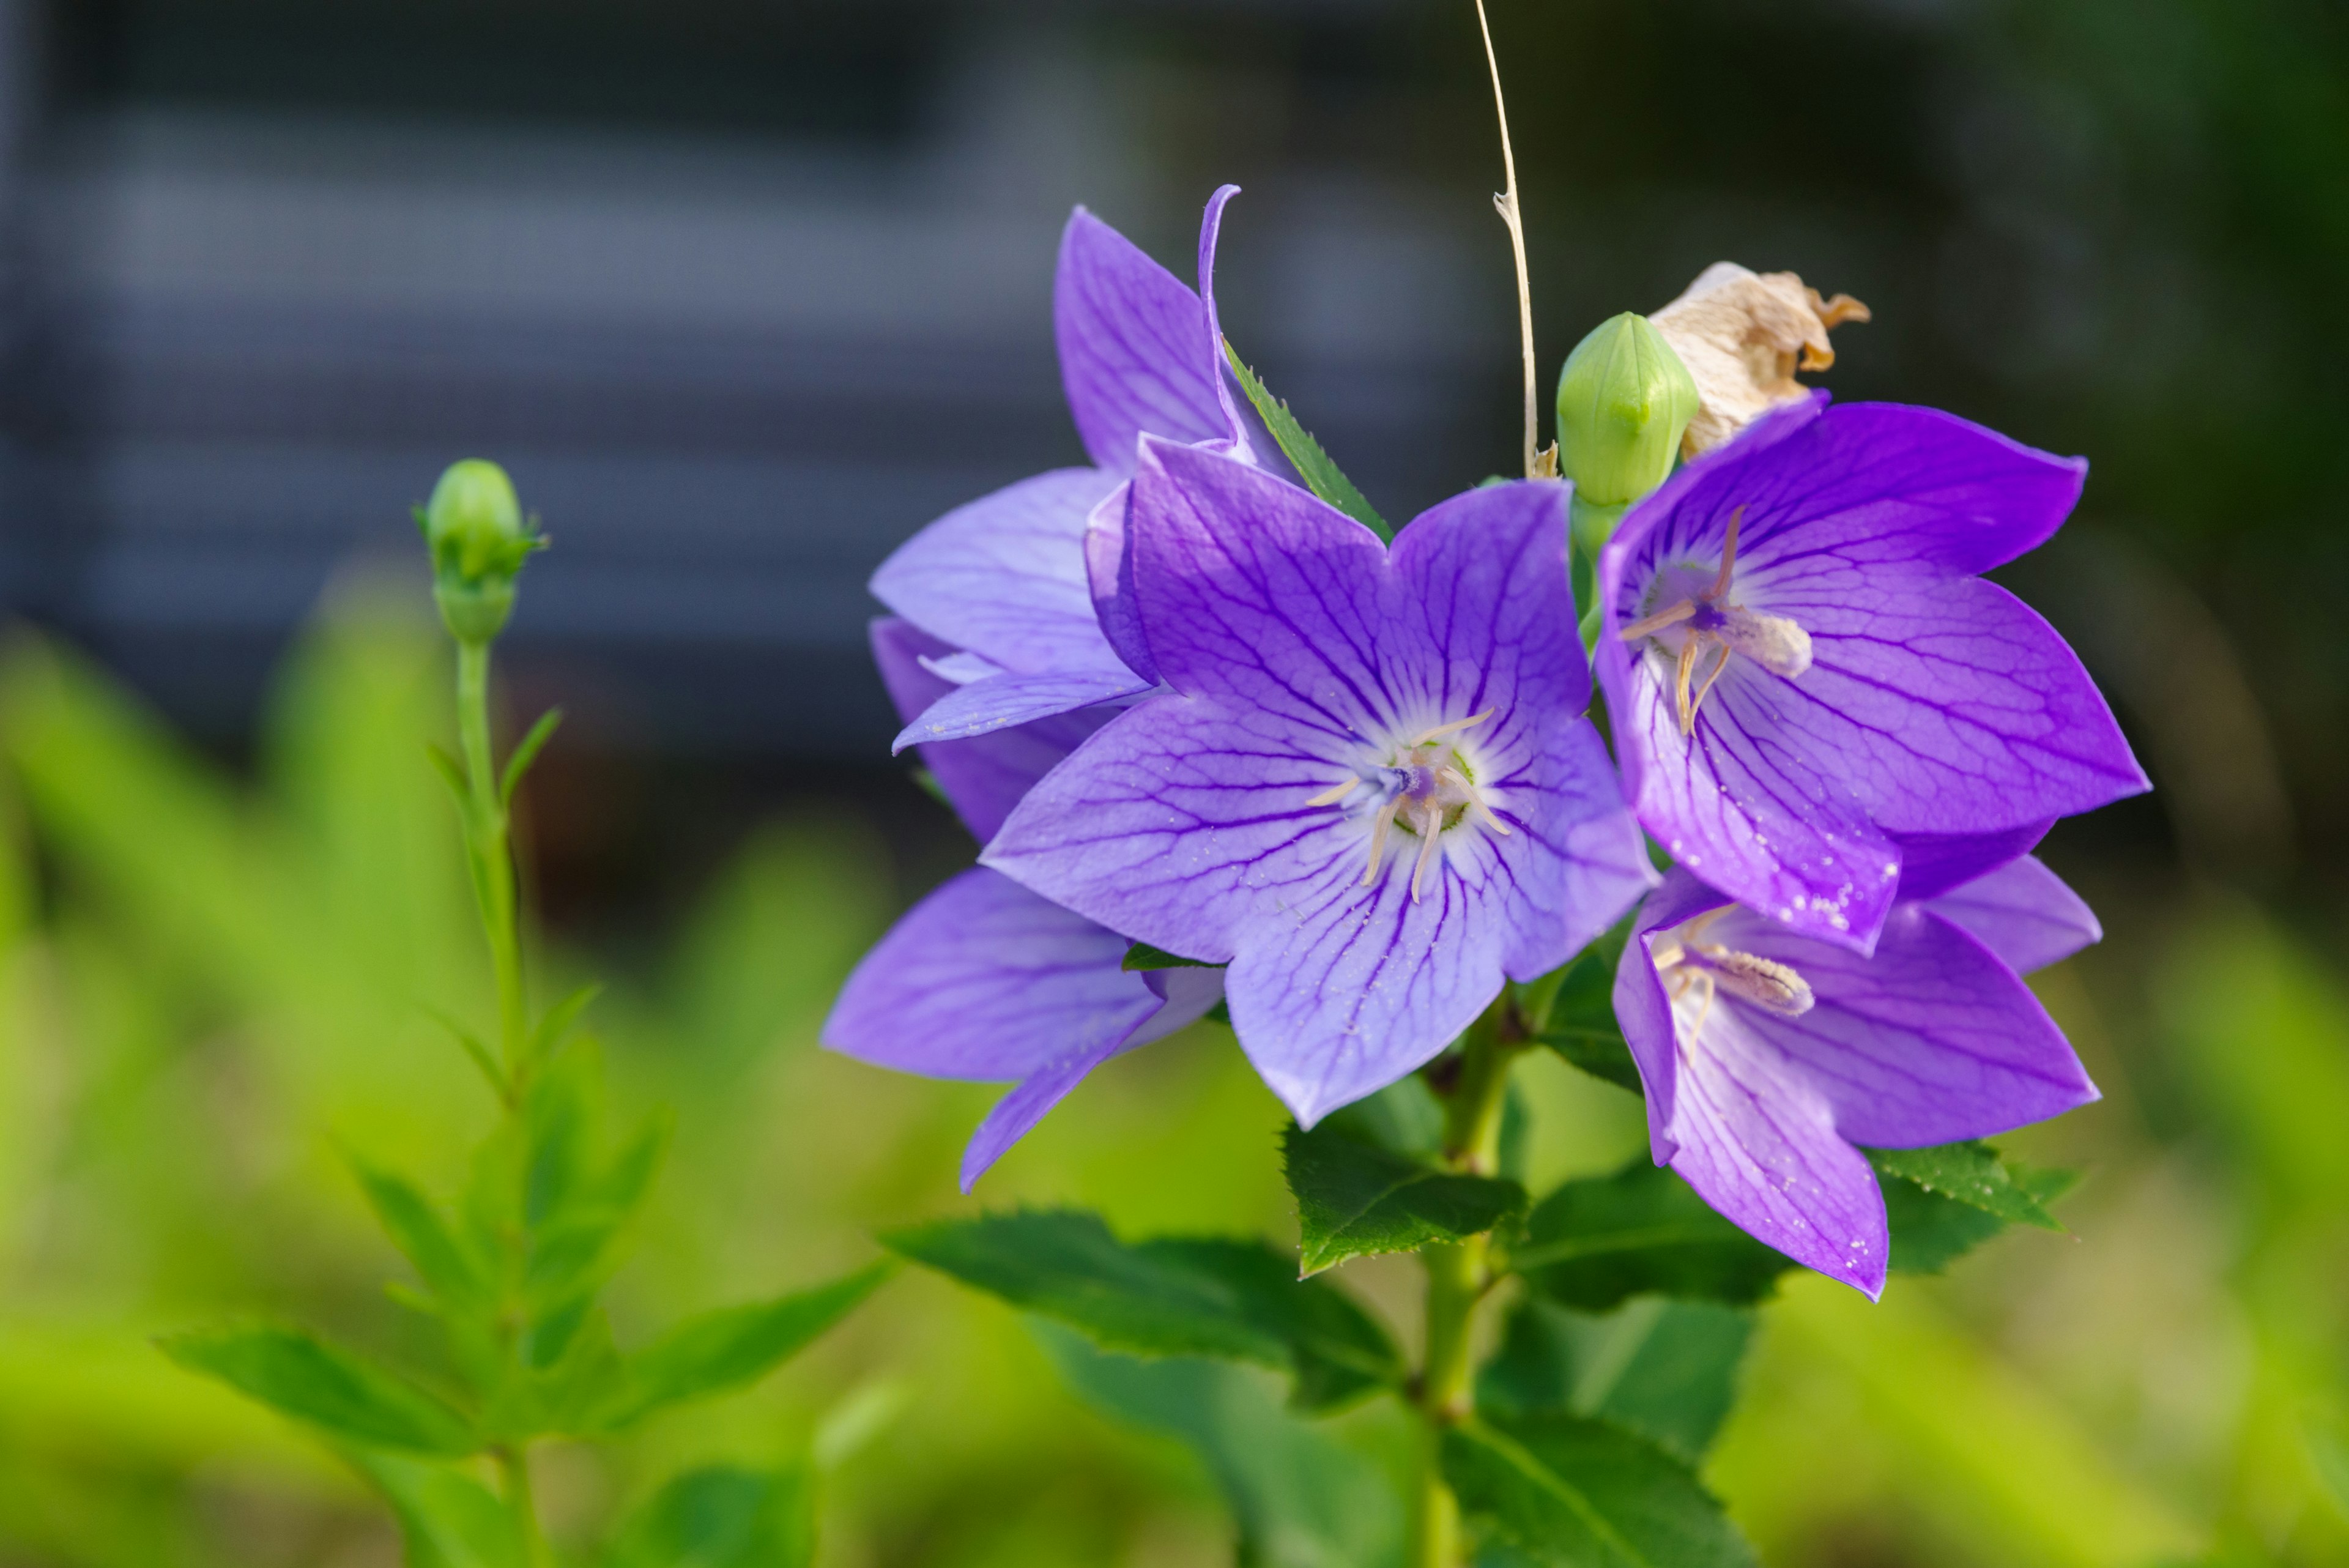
[1319,1076,1447,1161]
[1479,1297,1753,1465]
[1535,933,1642,1094]
[423,1005,508,1098]
[1223,341,1392,542]
[425,741,472,812]
[1876,1158,2079,1276]
[499,707,563,806]
[160,1327,478,1455]
[1510,1162,1792,1311]
[1039,1325,1406,1568]
[526,982,601,1073]
[1443,1413,1757,1567]
[596,1261,891,1429]
[344,1449,525,1568]
[1865,1142,2065,1229]
[1121,940,1225,972]
[883,1209,1403,1410]
[1283,1120,1527,1274]
[346,1156,490,1318]
[603,1464,816,1568]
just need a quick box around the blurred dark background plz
[0,0,2340,922]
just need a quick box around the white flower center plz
[1651,908,1816,1039]
[1619,507,1813,735]
[1302,709,1510,904]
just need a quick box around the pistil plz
[1652,909,1815,1037]
[1304,710,1510,903]
[1619,508,1813,735]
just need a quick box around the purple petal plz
[1056,206,1231,475]
[1887,821,2050,902]
[1613,871,1736,1162]
[1924,855,2102,974]
[959,966,1224,1192]
[892,666,1154,752]
[822,867,1158,1080]
[870,467,1126,675]
[988,454,1650,1122]
[870,619,1105,842]
[1195,184,1253,456]
[1710,901,2098,1148]
[1082,480,1161,685]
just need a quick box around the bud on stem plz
[418,459,541,644]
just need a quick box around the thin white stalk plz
[1474,0,1538,480]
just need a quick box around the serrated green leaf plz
[1283,1121,1527,1274]
[1510,1162,1792,1311]
[346,1156,490,1318]
[1535,935,1642,1093]
[883,1209,1403,1410]
[499,707,563,806]
[1223,341,1392,542]
[1443,1413,1757,1567]
[1865,1142,2064,1229]
[1039,1325,1406,1568]
[343,1448,525,1568]
[603,1463,816,1568]
[1479,1297,1753,1465]
[160,1327,478,1455]
[1319,1076,1447,1161]
[596,1261,891,1430]
[1876,1159,2077,1276]
[1121,940,1224,972]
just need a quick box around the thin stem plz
[1474,0,1538,480]
[1411,1017,1523,1568]
[456,639,529,1087]
[496,1444,552,1568]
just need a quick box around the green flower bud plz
[417,459,541,644]
[1554,313,1700,510]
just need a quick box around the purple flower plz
[1612,857,2101,1298]
[985,442,1655,1124]
[823,619,1220,1191]
[869,187,1260,749]
[1594,396,2148,953]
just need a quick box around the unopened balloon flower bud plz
[1554,312,1701,509]
[417,459,541,644]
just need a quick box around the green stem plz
[1411,1017,1523,1568]
[496,1444,552,1568]
[456,639,529,1088]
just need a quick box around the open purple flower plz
[869,187,1260,749]
[823,619,1220,1191]
[1613,857,2101,1298]
[985,442,1655,1124]
[1594,395,2148,953]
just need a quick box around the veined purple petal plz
[989,449,1649,1123]
[1195,184,1253,456]
[959,966,1224,1192]
[892,666,1154,752]
[822,868,1159,1081]
[1082,480,1160,685]
[1887,822,2050,902]
[1597,398,2148,952]
[870,619,1105,842]
[870,467,1126,675]
[1057,206,1231,474]
[1924,855,2102,974]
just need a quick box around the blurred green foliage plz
[0,583,2343,1565]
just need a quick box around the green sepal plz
[602,1463,817,1568]
[1223,341,1393,542]
[1510,1161,1792,1311]
[159,1326,479,1456]
[882,1208,1403,1411]
[593,1261,894,1430]
[1479,1295,1754,1465]
[1121,940,1225,973]
[1282,1120,1527,1275]
[1442,1413,1757,1567]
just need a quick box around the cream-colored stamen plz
[1305,712,1510,904]
[1654,912,1816,1038]
[1619,507,1812,735]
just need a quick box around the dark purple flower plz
[869,187,1258,749]
[1594,395,2148,953]
[985,442,1655,1124]
[823,619,1220,1190]
[1613,857,2101,1298]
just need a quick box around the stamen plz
[1410,708,1496,748]
[1710,507,1743,599]
[1409,801,1443,902]
[1361,805,1397,887]
[1619,598,1697,642]
[1684,643,1732,735]
[1304,777,1357,809]
[1674,638,1701,735]
[1440,768,1512,836]
[1625,505,1805,734]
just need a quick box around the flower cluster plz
[826,191,2145,1298]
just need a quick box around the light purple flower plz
[825,619,1220,1191]
[1594,395,2148,954]
[985,442,1655,1125]
[1613,858,2101,1299]
[869,187,1259,749]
